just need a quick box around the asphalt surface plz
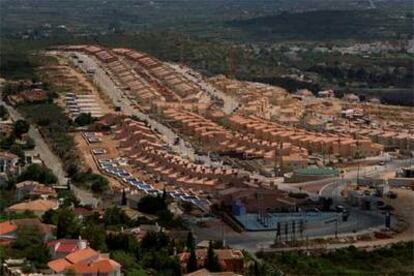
[67,52,254,173]
[73,53,203,161]
[0,97,68,186]
[168,63,240,114]
[193,206,386,252]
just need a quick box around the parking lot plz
[234,208,386,236]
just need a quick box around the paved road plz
[193,207,386,252]
[319,158,414,200]
[168,63,240,114]
[73,53,200,160]
[67,52,250,173]
[64,51,414,196]
[0,97,68,186]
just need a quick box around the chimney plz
[54,242,61,254]
[78,236,87,250]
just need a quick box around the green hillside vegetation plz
[257,242,414,276]
[228,9,413,41]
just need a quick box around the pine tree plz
[121,189,127,206]
[186,231,195,251]
[186,247,198,273]
[205,241,221,272]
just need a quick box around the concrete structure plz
[47,238,88,259]
[0,152,19,175]
[15,180,57,201]
[228,115,383,159]
[162,109,309,169]
[64,93,103,118]
[178,249,244,274]
[217,187,298,213]
[285,167,338,183]
[114,117,246,191]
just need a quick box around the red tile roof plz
[65,248,99,264]
[0,221,17,235]
[57,243,78,253]
[47,239,81,253]
[48,258,72,273]
[70,259,118,274]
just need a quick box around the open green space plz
[257,242,414,276]
[229,9,413,41]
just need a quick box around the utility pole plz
[292,221,296,242]
[221,223,226,247]
[356,131,361,185]
[335,214,339,239]
[284,222,288,242]
[274,142,284,177]
[275,222,281,244]
[299,219,304,240]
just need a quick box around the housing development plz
[0,1,413,275]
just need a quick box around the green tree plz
[73,172,109,194]
[11,226,51,268]
[111,250,145,274]
[74,113,96,126]
[17,164,57,184]
[0,105,9,120]
[22,137,35,150]
[141,231,169,251]
[10,143,25,163]
[246,261,271,276]
[138,195,167,214]
[186,247,198,273]
[141,250,181,275]
[56,208,80,238]
[59,190,80,208]
[121,189,127,206]
[204,241,221,272]
[81,223,107,251]
[13,120,30,138]
[186,231,195,251]
[42,209,58,225]
[105,233,140,255]
[104,206,130,226]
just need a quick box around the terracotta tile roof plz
[65,248,99,264]
[0,221,17,235]
[48,258,72,273]
[12,218,55,236]
[71,262,97,274]
[6,199,58,212]
[47,239,85,253]
[94,259,118,273]
[57,243,78,253]
[70,259,119,274]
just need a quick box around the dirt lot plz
[73,132,123,190]
[41,56,113,115]
[385,188,414,241]
[73,130,169,192]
